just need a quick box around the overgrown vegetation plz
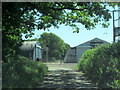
[2,2,118,62]
[2,2,119,88]
[24,32,70,61]
[39,32,70,61]
[2,56,48,88]
[77,42,120,88]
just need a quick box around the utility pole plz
[46,47,48,62]
[118,5,120,41]
[113,10,115,42]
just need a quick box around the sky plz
[22,5,119,47]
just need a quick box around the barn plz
[64,38,110,63]
[18,41,42,61]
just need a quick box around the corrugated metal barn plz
[64,38,110,63]
[18,41,42,61]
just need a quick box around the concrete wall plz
[18,41,42,61]
[76,46,91,62]
[33,46,42,61]
[64,38,110,63]
[64,47,77,63]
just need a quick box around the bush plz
[77,49,96,73]
[50,57,56,61]
[2,56,48,88]
[77,42,120,88]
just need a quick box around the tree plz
[2,2,36,62]
[2,2,118,62]
[39,32,70,61]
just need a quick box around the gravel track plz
[37,62,97,89]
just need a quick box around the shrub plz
[77,49,96,73]
[77,42,120,88]
[50,57,56,61]
[2,56,48,88]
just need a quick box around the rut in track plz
[37,62,97,89]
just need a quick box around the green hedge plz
[77,42,120,88]
[3,56,48,88]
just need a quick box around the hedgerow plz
[77,42,120,88]
[2,56,48,88]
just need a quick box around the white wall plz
[116,36,120,41]
[33,45,42,61]
[76,46,91,62]
[64,48,77,63]
[36,47,42,59]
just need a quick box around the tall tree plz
[39,32,70,61]
[2,2,118,62]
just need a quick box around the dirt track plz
[45,62,77,71]
[37,62,97,89]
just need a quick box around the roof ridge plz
[76,37,110,47]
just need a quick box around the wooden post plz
[35,44,36,61]
[45,47,48,62]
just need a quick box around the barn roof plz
[19,41,41,51]
[22,41,39,45]
[76,38,110,47]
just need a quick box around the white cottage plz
[18,41,42,61]
[64,38,110,63]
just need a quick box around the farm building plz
[18,41,42,61]
[64,38,110,63]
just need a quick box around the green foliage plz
[2,2,35,62]
[3,2,119,88]
[77,42,120,88]
[2,56,48,88]
[2,2,118,62]
[39,32,70,61]
[77,49,96,72]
